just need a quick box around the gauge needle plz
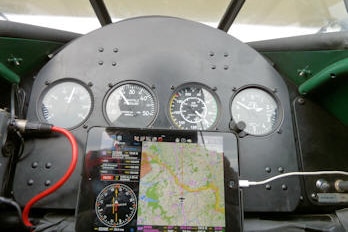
[194,110,204,118]
[120,92,130,105]
[67,87,76,103]
[237,101,263,112]
[195,110,209,125]
[236,101,252,110]
[112,197,115,214]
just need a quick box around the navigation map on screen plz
[137,141,225,229]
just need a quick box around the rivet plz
[88,82,93,87]
[229,180,235,188]
[45,162,52,169]
[98,47,104,52]
[224,52,229,57]
[211,65,216,70]
[112,62,117,66]
[209,51,215,57]
[170,85,175,90]
[282,184,288,190]
[45,180,51,186]
[266,184,271,190]
[83,124,88,129]
[297,98,305,105]
[27,179,34,186]
[98,61,103,65]
[265,167,271,173]
[113,48,119,53]
[32,162,39,168]
[224,65,229,70]
[278,167,285,173]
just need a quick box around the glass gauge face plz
[95,183,137,228]
[40,81,92,129]
[231,88,279,136]
[104,82,158,127]
[169,84,220,130]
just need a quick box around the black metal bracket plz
[218,0,245,32]
[345,0,348,14]
[89,0,112,26]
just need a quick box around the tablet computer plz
[76,127,241,232]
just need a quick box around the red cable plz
[22,126,78,228]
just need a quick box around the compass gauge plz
[95,183,137,228]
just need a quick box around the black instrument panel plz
[14,16,299,213]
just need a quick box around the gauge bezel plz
[167,82,221,130]
[102,80,159,128]
[230,85,283,136]
[37,78,94,130]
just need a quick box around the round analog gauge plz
[231,87,280,136]
[40,80,93,129]
[169,84,220,130]
[104,82,158,127]
[95,183,137,228]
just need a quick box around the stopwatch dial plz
[95,183,137,228]
[40,81,92,129]
[104,82,158,127]
[169,84,220,130]
[231,87,280,136]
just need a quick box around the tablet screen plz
[76,127,241,232]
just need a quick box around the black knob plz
[229,120,246,133]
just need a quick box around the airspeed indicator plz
[168,83,220,130]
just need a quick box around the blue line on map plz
[140,194,158,203]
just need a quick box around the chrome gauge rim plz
[168,83,220,130]
[230,86,281,136]
[104,81,158,127]
[38,79,93,129]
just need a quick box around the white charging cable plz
[239,171,348,188]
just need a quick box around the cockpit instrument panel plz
[18,16,298,213]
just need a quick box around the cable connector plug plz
[14,120,53,134]
[239,180,251,188]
